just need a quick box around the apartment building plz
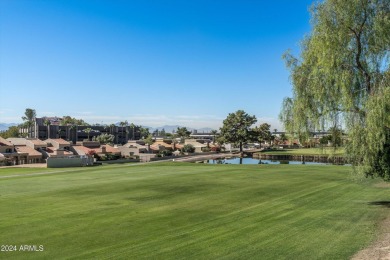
[21,117,142,144]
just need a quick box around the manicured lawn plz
[260,147,345,156]
[0,167,56,177]
[0,163,387,259]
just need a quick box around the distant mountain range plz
[146,125,215,133]
[0,123,213,133]
[0,123,18,131]
[0,122,214,133]
[114,124,215,133]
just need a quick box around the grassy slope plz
[0,163,387,259]
[260,147,345,156]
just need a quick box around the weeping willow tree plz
[280,0,390,180]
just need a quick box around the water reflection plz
[207,157,329,165]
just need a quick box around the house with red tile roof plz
[72,141,121,158]
[153,139,173,150]
[44,138,74,158]
[7,138,47,150]
[173,143,183,151]
[149,144,165,153]
[45,139,72,149]
[14,145,43,163]
[1,137,45,165]
[7,138,46,163]
[0,137,17,165]
[184,139,208,153]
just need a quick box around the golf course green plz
[0,163,388,259]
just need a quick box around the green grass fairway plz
[260,147,345,156]
[0,163,388,259]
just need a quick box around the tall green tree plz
[119,121,128,144]
[83,128,93,141]
[210,130,218,143]
[69,124,76,143]
[280,133,288,144]
[21,108,36,137]
[60,116,89,126]
[253,123,272,148]
[57,129,65,139]
[279,0,390,180]
[44,119,51,139]
[219,110,257,153]
[176,127,191,143]
[143,134,154,145]
[130,123,136,140]
[110,124,117,143]
[160,128,166,138]
[22,108,36,124]
[0,126,20,138]
[139,126,150,139]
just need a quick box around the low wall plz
[47,157,93,168]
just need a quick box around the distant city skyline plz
[0,0,314,130]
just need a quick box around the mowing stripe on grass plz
[0,163,387,259]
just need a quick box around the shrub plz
[157,150,173,157]
[181,144,195,153]
[161,150,173,156]
[105,153,120,160]
[202,147,211,152]
[211,146,221,152]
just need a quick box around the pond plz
[206,157,337,165]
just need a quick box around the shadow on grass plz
[368,201,390,208]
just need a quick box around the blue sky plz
[0,0,313,130]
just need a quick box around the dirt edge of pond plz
[352,215,390,260]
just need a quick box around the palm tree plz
[44,119,51,139]
[22,108,36,138]
[103,125,109,134]
[210,130,218,144]
[109,124,116,143]
[176,127,191,143]
[119,120,128,144]
[69,124,76,143]
[130,123,136,140]
[83,128,93,141]
[57,129,64,138]
[65,125,69,140]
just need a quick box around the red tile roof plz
[0,137,13,146]
[15,146,42,157]
[28,139,47,146]
[46,148,73,155]
[73,146,93,155]
[104,145,121,154]
[48,139,71,145]
[153,140,172,148]
[173,144,183,150]
[73,145,120,155]
[149,144,162,151]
